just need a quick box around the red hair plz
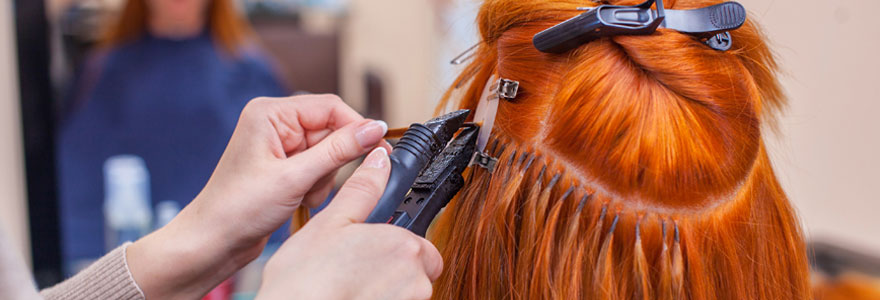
[814,274,880,300]
[100,0,253,55]
[428,0,809,299]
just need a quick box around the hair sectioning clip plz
[469,75,519,172]
[533,0,747,53]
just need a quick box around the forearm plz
[40,243,143,300]
[126,199,262,299]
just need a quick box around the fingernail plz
[355,120,388,148]
[363,147,388,169]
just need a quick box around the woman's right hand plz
[256,147,444,300]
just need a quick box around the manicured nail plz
[355,120,388,148]
[362,147,388,169]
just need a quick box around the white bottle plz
[103,155,153,251]
[154,200,181,230]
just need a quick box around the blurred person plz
[56,0,287,267]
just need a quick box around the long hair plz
[428,0,810,299]
[814,274,880,300]
[100,0,253,55]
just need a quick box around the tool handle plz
[364,148,426,223]
[364,122,446,223]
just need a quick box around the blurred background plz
[0,0,876,298]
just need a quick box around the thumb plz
[319,147,391,224]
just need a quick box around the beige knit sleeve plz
[40,243,145,300]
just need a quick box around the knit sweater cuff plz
[41,243,145,300]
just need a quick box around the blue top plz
[57,32,287,265]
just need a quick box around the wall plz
[739,0,880,252]
[340,0,439,127]
[0,0,32,263]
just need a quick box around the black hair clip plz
[533,0,746,53]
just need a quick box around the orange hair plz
[428,0,810,299]
[100,0,253,55]
[814,273,880,300]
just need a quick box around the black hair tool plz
[387,124,478,236]
[533,0,747,53]
[364,110,475,229]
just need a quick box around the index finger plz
[287,94,364,131]
[261,94,365,155]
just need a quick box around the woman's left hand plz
[126,95,390,299]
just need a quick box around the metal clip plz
[704,32,733,51]
[470,151,498,172]
[491,78,519,101]
[450,43,480,65]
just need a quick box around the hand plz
[257,148,443,300]
[126,95,391,299]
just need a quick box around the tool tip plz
[432,109,470,123]
[424,109,471,145]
